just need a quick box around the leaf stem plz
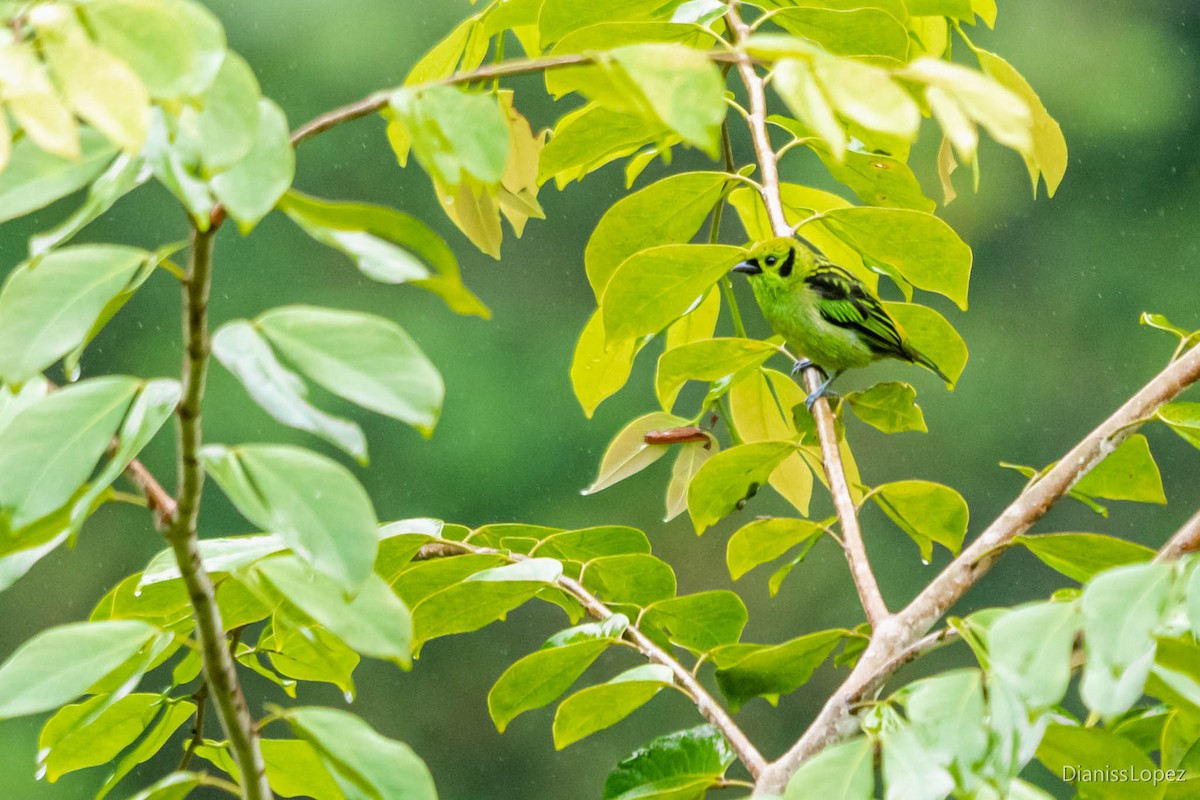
[432,539,767,779]
[723,3,889,633]
[165,226,272,800]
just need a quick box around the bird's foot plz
[791,358,820,377]
[803,372,841,412]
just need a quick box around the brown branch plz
[290,51,743,146]
[422,539,766,778]
[757,343,1200,794]
[723,4,888,631]
[1156,507,1200,562]
[164,227,272,800]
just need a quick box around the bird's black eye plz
[765,256,777,266]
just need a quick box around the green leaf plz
[391,553,506,606]
[187,51,261,172]
[538,0,667,45]
[1080,562,1173,717]
[582,412,688,495]
[819,208,972,310]
[975,48,1067,197]
[213,320,367,462]
[259,617,357,695]
[1037,725,1161,800]
[665,438,716,523]
[281,707,437,800]
[570,309,644,418]
[0,377,138,534]
[0,41,80,159]
[42,25,149,152]
[0,245,150,384]
[1146,638,1200,721]
[200,444,378,593]
[687,441,796,534]
[1014,533,1155,583]
[585,171,730,297]
[128,772,204,800]
[30,153,149,257]
[211,98,295,233]
[257,305,443,437]
[989,601,1079,708]
[600,244,745,341]
[872,480,969,562]
[141,534,286,586]
[656,337,779,412]
[713,630,845,711]
[784,736,873,800]
[888,671,988,797]
[553,664,674,749]
[278,190,489,317]
[38,692,161,782]
[1073,434,1166,505]
[411,559,564,651]
[773,116,932,211]
[0,620,160,719]
[772,4,909,60]
[903,57,1032,159]
[773,58,847,159]
[726,518,824,580]
[728,368,814,515]
[0,129,116,223]
[70,379,180,537]
[390,85,510,187]
[1158,403,1200,450]
[489,638,612,732]
[534,526,652,561]
[253,554,412,667]
[539,106,669,188]
[94,698,195,799]
[603,724,735,800]
[814,57,920,141]
[846,381,927,434]
[582,554,677,606]
[142,110,215,228]
[881,302,968,387]
[610,43,726,155]
[642,591,747,653]
[196,737,344,800]
[83,0,211,99]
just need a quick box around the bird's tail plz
[905,344,952,386]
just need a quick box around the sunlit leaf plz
[554,664,674,748]
[687,442,796,534]
[201,444,378,593]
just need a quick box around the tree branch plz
[290,51,743,146]
[757,343,1200,794]
[427,539,767,779]
[723,4,888,630]
[165,226,272,800]
[1156,507,1200,563]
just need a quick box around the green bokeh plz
[1,1,1198,798]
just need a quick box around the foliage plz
[0,1,1195,800]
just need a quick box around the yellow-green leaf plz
[687,441,795,534]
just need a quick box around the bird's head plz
[732,237,806,292]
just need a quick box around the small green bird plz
[732,237,951,408]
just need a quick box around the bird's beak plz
[732,260,762,276]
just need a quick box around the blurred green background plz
[1,1,1198,797]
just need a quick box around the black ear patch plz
[778,247,795,278]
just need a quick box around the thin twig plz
[420,539,766,778]
[723,3,888,631]
[177,681,209,771]
[1155,508,1200,563]
[757,344,1200,794]
[290,51,744,146]
[164,226,272,800]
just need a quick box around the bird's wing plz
[805,265,906,357]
